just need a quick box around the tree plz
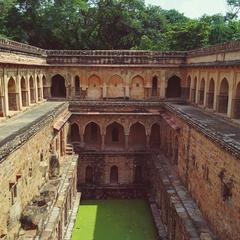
[227,0,240,19]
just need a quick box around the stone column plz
[17,74,23,110]
[160,71,166,99]
[125,134,129,151]
[80,130,85,149]
[125,85,130,99]
[101,134,105,151]
[146,135,150,151]
[103,83,107,98]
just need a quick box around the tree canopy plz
[0,0,239,50]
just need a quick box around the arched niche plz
[87,75,102,99]
[130,75,144,100]
[129,122,146,151]
[51,74,66,98]
[108,75,124,98]
[166,75,182,98]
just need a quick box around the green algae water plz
[71,199,157,240]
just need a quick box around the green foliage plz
[0,0,239,50]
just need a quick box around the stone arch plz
[129,122,146,151]
[218,78,229,114]
[150,123,161,150]
[70,123,81,142]
[207,78,215,109]
[29,76,36,103]
[166,75,182,98]
[191,77,197,102]
[199,78,205,105]
[8,77,18,111]
[233,82,240,118]
[87,74,102,99]
[152,76,158,97]
[130,75,144,99]
[110,165,118,184]
[186,76,191,100]
[75,76,80,96]
[20,77,28,107]
[84,122,101,150]
[108,75,124,98]
[85,166,94,184]
[51,74,66,98]
[105,122,125,150]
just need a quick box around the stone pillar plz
[160,71,166,99]
[125,85,130,99]
[101,134,105,151]
[34,74,39,103]
[17,74,23,110]
[146,135,150,151]
[80,130,85,149]
[103,83,107,98]
[125,134,129,151]
[228,71,235,118]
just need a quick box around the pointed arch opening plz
[166,75,182,98]
[110,166,118,184]
[105,122,125,150]
[87,75,102,99]
[20,77,28,107]
[108,75,124,98]
[29,76,36,103]
[8,77,18,111]
[218,78,229,114]
[51,74,66,98]
[70,123,81,142]
[130,75,144,99]
[85,166,94,184]
[84,122,101,150]
[75,76,80,97]
[134,165,142,183]
[207,78,215,109]
[199,78,205,105]
[129,122,146,151]
[150,123,161,150]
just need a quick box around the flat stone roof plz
[166,103,240,158]
[0,101,67,162]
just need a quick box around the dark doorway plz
[70,123,80,142]
[166,76,182,98]
[85,166,94,184]
[110,166,118,184]
[135,166,142,183]
[51,74,66,98]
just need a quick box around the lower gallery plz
[0,39,240,240]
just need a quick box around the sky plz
[145,0,229,18]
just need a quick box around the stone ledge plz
[165,103,240,159]
[0,102,68,163]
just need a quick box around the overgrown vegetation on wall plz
[0,0,239,50]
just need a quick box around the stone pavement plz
[0,101,64,146]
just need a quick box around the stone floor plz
[167,103,240,156]
[0,101,64,146]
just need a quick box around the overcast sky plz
[145,0,228,18]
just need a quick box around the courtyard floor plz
[71,199,157,240]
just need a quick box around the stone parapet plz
[0,102,68,163]
[164,103,240,159]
